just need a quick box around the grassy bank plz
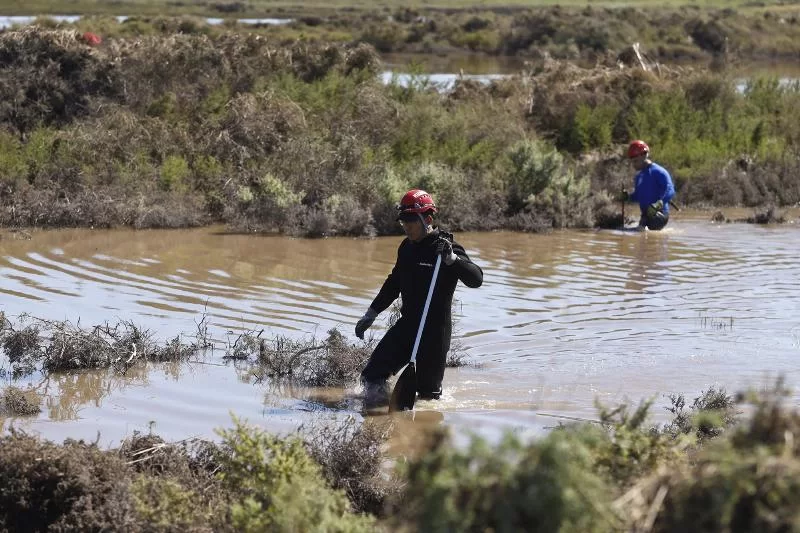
[0,28,798,235]
[4,373,800,531]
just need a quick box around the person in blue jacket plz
[624,140,676,231]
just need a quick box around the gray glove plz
[355,307,378,339]
[647,199,664,218]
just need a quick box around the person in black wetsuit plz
[355,189,483,407]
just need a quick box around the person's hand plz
[647,199,664,218]
[355,308,378,339]
[436,236,457,265]
[616,189,629,202]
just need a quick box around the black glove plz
[436,235,457,265]
[616,189,629,202]
[355,308,378,339]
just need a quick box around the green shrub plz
[506,139,567,209]
[131,477,201,530]
[528,167,593,229]
[256,173,304,209]
[568,103,618,153]
[627,382,800,533]
[394,429,620,533]
[159,155,190,191]
[23,128,58,175]
[0,132,28,186]
[593,399,677,487]
[217,418,374,532]
[145,91,177,118]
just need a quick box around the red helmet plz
[627,140,650,159]
[80,32,102,46]
[397,189,437,216]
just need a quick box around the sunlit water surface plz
[0,209,798,448]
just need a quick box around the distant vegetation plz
[0,27,797,235]
[0,0,796,16]
[7,3,800,63]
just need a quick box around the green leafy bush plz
[394,429,620,533]
[159,155,190,192]
[217,418,374,533]
[506,139,568,209]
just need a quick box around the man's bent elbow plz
[464,275,483,288]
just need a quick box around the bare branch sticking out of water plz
[225,328,374,387]
[446,338,482,369]
[0,314,206,378]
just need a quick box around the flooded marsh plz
[0,210,797,447]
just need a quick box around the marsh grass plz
[0,314,209,378]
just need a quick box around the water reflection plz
[623,231,672,293]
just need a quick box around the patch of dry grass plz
[0,314,210,378]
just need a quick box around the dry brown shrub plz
[0,386,42,416]
[344,84,398,146]
[2,325,41,365]
[130,192,207,229]
[212,92,305,164]
[0,316,204,377]
[343,42,382,76]
[237,328,372,387]
[0,187,125,228]
[119,433,226,498]
[0,28,120,133]
[0,431,136,531]
[304,417,398,516]
[109,34,232,110]
[525,60,683,140]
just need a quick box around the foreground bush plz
[0,419,376,531]
[393,428,619,532]
[392,387,743,532]
[218,419,374,532]
[7,382,800,531]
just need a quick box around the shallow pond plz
[1,210,799,447]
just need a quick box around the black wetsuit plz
[360,229,483,397]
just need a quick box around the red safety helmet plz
[80,32,102,46]
[397,189,437,217]
[627,140,650,159]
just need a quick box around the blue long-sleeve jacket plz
[629,162,675,216]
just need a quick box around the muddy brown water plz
[1,209,799,448]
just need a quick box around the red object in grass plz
[81,32,102,46]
